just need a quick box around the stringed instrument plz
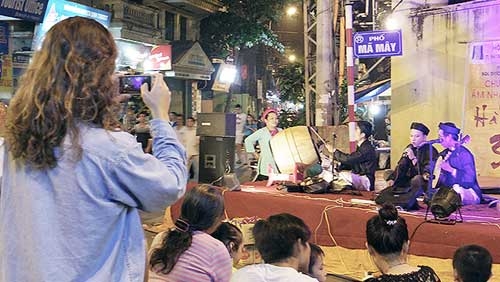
[431,135,471,189]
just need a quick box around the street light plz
[385,16,399,30]
[286,6,298,16]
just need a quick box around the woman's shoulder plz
[78,126,143,159]
[417,265,440,280]
[363,265,440,282]
[192,231,226,248]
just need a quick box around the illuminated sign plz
[32,0,111,50]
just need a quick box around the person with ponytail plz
[149,185,232,281]
[364,203,441,281]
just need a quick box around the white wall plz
[391,0,500,174]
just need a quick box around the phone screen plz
[119,75,152,93]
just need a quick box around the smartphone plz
[119,75,152,93]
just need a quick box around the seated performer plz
[332,121,377,191]
[435,122,482,205]
[387,122,438,192]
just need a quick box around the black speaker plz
[430,187,462,218]
[196,113,236,137]
[199,136,235,184]
[375,185,423,211]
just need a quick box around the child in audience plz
[148,185,232,281]
[212,222,245,272]
[308,243,327,282]
[453,244,492,282]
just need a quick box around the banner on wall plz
[464,41,500,177]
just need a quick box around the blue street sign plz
[353,30,403,58]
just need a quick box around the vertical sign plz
[464,41,500,177]
[0,55,13,93]
[0,22,9,55]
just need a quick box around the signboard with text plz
[464,41,500,177]
[0,0,48,22]
[146,45,172,71]
[31,0,110,50]
[353,30,403,58]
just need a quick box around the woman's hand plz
[141,73,171,121]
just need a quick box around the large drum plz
[269,126,319,174]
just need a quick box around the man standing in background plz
[184,117,199,181]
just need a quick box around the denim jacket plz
[0,119,187,282]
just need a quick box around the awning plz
[355,79,391,103]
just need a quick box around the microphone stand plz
[332,133,338,175]
[426,143,435,203]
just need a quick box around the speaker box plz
[196,113,236,137]
[375,185,423,211]
[199,136,236,184]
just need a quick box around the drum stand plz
[266,164,304,187]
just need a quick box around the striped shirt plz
[149,231,232,282]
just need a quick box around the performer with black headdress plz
[377,122,438,210]
[386,122,439,189]
[435,122,482,205]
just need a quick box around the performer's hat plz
[261,108,278,121]
[410,122,430,136]
[439,122,461,136]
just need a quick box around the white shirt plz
[231,264,318,282]
[236,112,247,136]
[183,126,199,157]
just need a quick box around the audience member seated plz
[148,185,232,282]
[332,120,377,191]
[453,244,492,282]
[308,243,327,282]
[211,222,245,272]
[231,213,316,282]
[364,203,441,281]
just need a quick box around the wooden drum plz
[270,126,319,174]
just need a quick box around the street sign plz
[353,30,403,58]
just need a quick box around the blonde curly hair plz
[5,17,120,169]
